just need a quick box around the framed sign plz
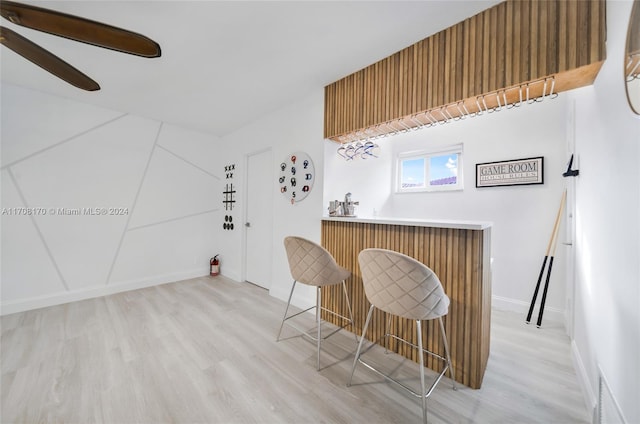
[476,157,544,188]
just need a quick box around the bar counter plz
[320,216,492,389]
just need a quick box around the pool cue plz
[526,190,567,325]
[536,191,566,327]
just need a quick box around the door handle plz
[245,222,251,227]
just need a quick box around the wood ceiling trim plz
[324,0,606,143]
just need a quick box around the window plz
[398,145,463,192]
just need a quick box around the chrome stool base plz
[348,305,456,424]
[277,280,356,370]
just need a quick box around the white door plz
[245,149,273,289]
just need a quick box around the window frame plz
[396,144,463,193]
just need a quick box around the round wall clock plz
[279,152,315,204]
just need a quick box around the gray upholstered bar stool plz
[277,236,355,370]
[349,248,456,424]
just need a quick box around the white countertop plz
[322,215,492,230]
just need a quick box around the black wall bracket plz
[563,154,580,177]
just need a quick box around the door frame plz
[564,99,577,339]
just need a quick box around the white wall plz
[0,83,326,314]
[1,84,224,314]
[568,1,640,422]
[324,96,569,319]
[2,2,638,420]
[217,90,326,308]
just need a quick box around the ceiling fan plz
[0,1,161,91]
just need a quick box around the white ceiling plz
[1,1,500,137]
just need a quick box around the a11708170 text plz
[1,207,129,216]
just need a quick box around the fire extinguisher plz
[210,255,220,276]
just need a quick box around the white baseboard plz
[269,284,315,311]
[571,340,597,422]
[492,295,565,323]
[0,268,207,316]
[1,282,567,326]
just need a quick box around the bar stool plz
[349,248,456,423]
[277,236,355,370]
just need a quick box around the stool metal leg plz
[439,316,456,390]
[384,314,393,353]
[278,279,355,371]
[348,304,375,386]
[349,311,453,423]
[341,281,358,343]
[276,280,297,341]
[316,286,322,370]
[417,320,428,424]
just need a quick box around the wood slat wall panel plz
[530,0,539,80]
[321,220,491,389]
[496,2,506,91]
[481,9,491,94]
[510,0,520,86]
[474,13,484,98]
[324,0,606,142]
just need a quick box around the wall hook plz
[563,154,580,177]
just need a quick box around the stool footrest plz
[281,314,351,342]
[386,333,448,362]
[356,348,449,399]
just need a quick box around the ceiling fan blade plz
[1,26,100,91]
[1,1,161,58]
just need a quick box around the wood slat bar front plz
[324,0,606,143]
[321,218,492,389]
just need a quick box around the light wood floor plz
[1,276,590,423]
